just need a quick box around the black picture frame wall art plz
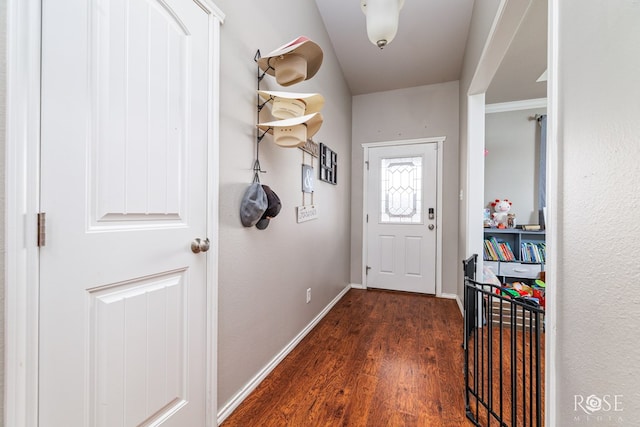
[319,143,337,185]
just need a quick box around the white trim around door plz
[6,1,42,425]
[545,1,559,424]
[202,3,225,425]
[361,137,445,297]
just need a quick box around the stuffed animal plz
[490,199,512,227]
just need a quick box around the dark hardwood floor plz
[221,288,469,426]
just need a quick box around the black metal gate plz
[463,255,545,426]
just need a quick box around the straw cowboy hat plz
[257,36,323,86]
[257,90,325,119]
[257,112,324,148]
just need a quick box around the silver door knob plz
[191,238,210,253]
[428,224,435,230]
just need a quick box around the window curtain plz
[538,115,547,226]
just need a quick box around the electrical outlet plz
[306,288,311,304]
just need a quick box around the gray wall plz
[554,1,640,423]
[213,0,353,410]
[485,107,546,225]
[351,81,460,294]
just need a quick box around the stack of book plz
[483,236,516,261]
[520,242,546,263]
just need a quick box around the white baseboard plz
[439,292,456,299]
[216,284,352,425]
[439,292,464,315]
[349,283,365,289]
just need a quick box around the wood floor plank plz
[221,289,468,426]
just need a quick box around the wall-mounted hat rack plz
[252,39,324,180]
[253,49,270,180]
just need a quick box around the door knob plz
[191,238,210,253]
[428,224,435,230]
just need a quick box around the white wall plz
[553,1,640,423]
[351,81,459,295]
[212,0,353,412]
[485,107,546,224]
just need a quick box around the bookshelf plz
[483,228,545,280]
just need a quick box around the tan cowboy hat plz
[257,90,325,119]
[257,36,323,86]
[257,112,324,148]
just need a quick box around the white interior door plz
[39,0,217,425]
[366,143,438,294]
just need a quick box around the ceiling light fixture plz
[361,0,405,49]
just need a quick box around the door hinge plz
[366,266,371,275]
[37,212,46,247]
[366,214,369,223]
[365,160,369,170]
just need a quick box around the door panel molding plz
[361,137,445,296]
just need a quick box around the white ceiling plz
[314,0,547,102]
[486,0,547,103]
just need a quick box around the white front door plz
[39,0,217,425]
[365,143,438,294]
